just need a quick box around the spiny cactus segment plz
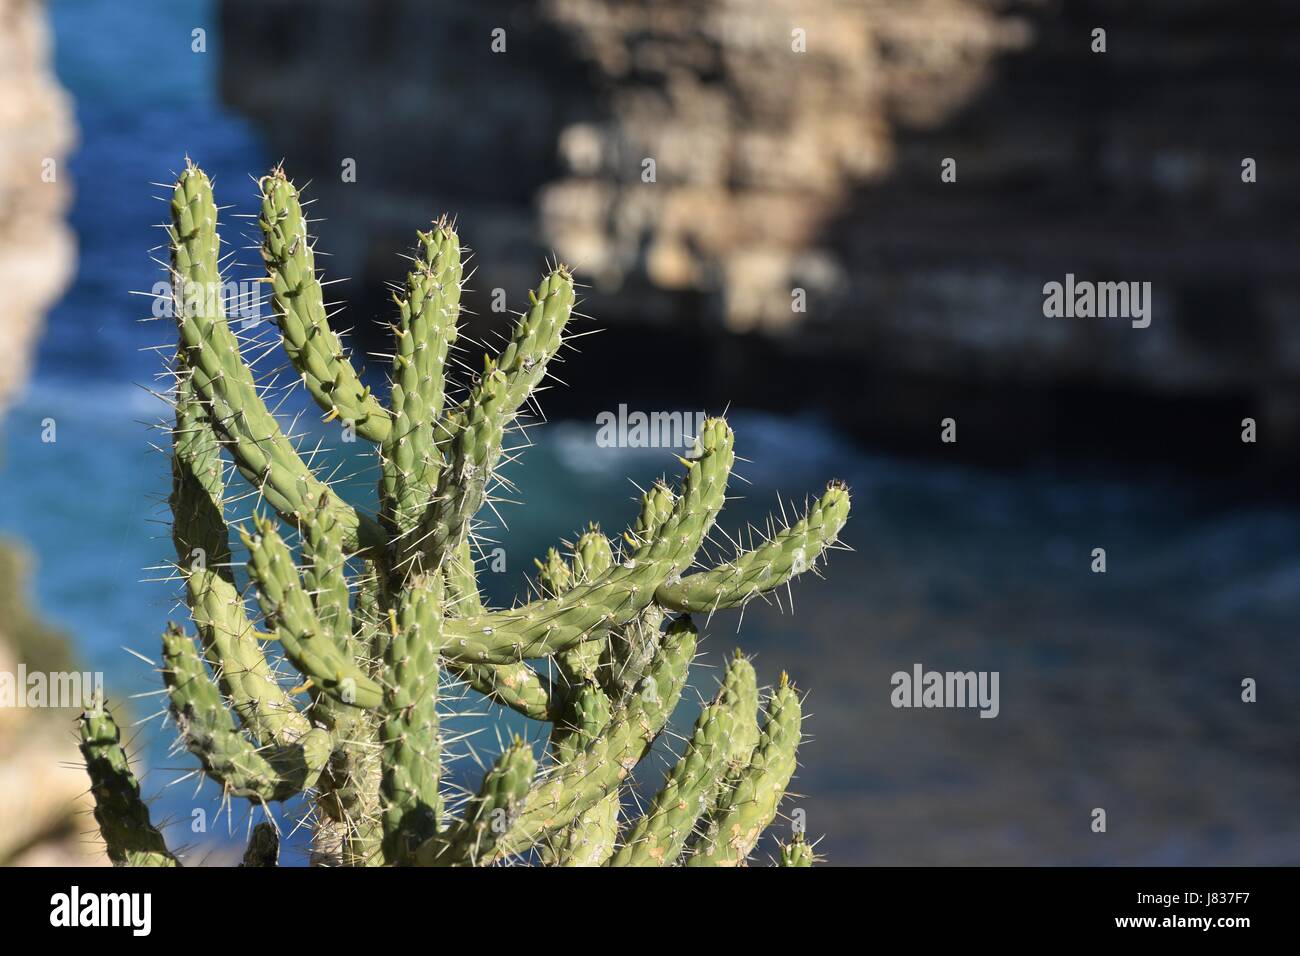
[78,160,850,867]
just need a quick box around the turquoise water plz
[3,0,1297,865]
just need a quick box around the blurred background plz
[1,0,1298,865]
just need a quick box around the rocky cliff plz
[219,0,1300,461]
[0,0,74,414]
[0,0,97,866]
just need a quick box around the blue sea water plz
[3,0,1298,865]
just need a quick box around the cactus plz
[78,160,850,867]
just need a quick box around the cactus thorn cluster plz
[79,160,851,866]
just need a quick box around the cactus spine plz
[79,161,850,866]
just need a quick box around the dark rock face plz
[219,1,594,311]
[219,0,1300,464]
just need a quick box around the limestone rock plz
[0,0,75,414]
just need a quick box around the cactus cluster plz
[78,160,851,867]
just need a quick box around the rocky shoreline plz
[218,0,1300,467]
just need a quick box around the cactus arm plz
[778,833,815,867]
[550,791,621,866]
[379,574,444,864]
[407,223,462,424]
[532,529,619,730]
[317,713,384,867]
[532,529,623,873]
[439,561,652,663]
[683,652,760,858]
[439,538,559,720]
[169,164,383,553]
[413,268,575,571]
[686,674,802,867]
[555,526,615,683]
[162,624,331,800]
[297,495,386,865]
[242,516,384,709]
[590,483,677,698]
[600,604,665,702]
[438,419,734,663]
[543,680,616,863]
[380,222,462,545]
[418,739,536,866]
[539,528,620,859]
[183,574,313,744]
[486,616,697,861]
[240,822,280,866]
[525,529,615,703]
[258,168,392,441]
[613,655,759,863]
[169,367,233,577]
[446,660,560,721]
[479,268,576,427]
[656,480,851,613]
[713,652,761,782]
[297,498,365,787]
[414,357,507,570]
[78,710,180,867]
[299,493,355,650]
[430,267,576,461]
[172,371,312,747]
[572,526,615,581]
[556,637,604,690]
[442,537,482,615]
[548,680,613,762]
[608,654,756,866]
[534,546,572,596]
[628,479,677,552]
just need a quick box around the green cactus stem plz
[81,161,849,867]
[259,167,393,442]
[79,709,180,867]
[418,738,536,866]
[778,834,815,867]
[608,652,757,866]
[686,674,803,867]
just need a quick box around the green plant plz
[78,161,850,867]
